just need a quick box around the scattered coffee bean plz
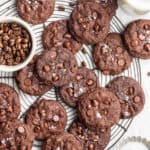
[0,23,31,66]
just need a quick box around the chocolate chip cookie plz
[16,55,52,96]
[124,19,150,59]
[42,20,82,54]
[0,83,20,122]
[25,99,67,140]
[93,33,132,75]
[36,48,78,87]
[69,2,110,44]
[69,119,111,150]
[42,132,82,150]
[78,0,118,19]
[16,0,55,24]
[60,67,100,107]
[106,76,145,119]
[0,120,34,149]
[78,88,121,130]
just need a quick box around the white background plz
[116,5,150,146]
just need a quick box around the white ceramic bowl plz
[0,16,36,72]
[118,0,150,15]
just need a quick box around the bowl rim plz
[0,16,36,72]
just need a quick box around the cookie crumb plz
[58,6,65,11]
[81,61,86,67]
[82,48,87,54]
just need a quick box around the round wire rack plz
[0,0,142,150]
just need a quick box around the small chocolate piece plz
[42,20,82,54]
[93,33,132,75]
[69,119,111,150]
[78,88,121,130]
[16,55,52,96]
[36,48,78,87]
[0,83,20,122]
[106,76,145,119]
[78,0,118,19]
[60,67,100,107]
[124,19,150,59]
[69,2,110,44]
[25,99,67,140]
[42,132,82,150]
[0,120,34,149]
[16,0,55,24]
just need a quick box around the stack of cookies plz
[0,0,149,149]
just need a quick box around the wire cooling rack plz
[0,0,142,150]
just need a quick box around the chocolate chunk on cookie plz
[16,0,55,24]
[36,48,78,87]
[106,76,145,119]
[42,20,82,54]
[124,19,150,59]
[60,67,100,107]
[78,88,121,130]
[93,33,132,75]
[25,99,67,140]
[78,0,118,19]
[0,83,20,122]
[42,132,82,150]
[0,120,34,149]
[69,119,111,150]
[69,2,110,44]
[16,55,52,96]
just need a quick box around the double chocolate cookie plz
[78,0,118,19]
[25,99,67,140]
[124,19,150,59]
[93,33,132,75]
[0,83,20,122]
[60,67,99,107]
[69,119,111,150]
[16,0,55,24]
[36,48,78,87]
[16,55,52,96]
[78,88,121,130]
[42,132,82,150]
[42,20,82,54]
[0,120,34,149]
[106,76,145,119]
[69,2,110,44]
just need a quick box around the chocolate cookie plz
[42,20,82,54]
[69,119,111,150]
[36,48,78,87]
[78,88,121,130]
[0,83,20,122]
[106,76,145,119]
[42,132,82,150]
[93,33,132,75]
[0,120,34,149]
[60,67,100,107]
[124,19,150,59]
[25,99,67,140]
[16,55,52,96]
[78,0,118,19]
[69,2,110,44]
[16,0,55,24]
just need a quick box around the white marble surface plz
[115,5,150,148]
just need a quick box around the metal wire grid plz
[0,0,142,150]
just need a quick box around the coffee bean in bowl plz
[0,17,36,72]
